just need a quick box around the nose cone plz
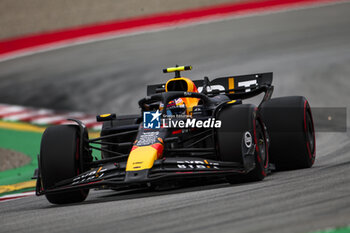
[126,146,159,171]
[124,144,163,182]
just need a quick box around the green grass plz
[0,128,41,186]
[311,226,350,233]
[0,126,101,189]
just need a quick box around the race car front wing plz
[36,157,247,195]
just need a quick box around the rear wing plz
[147,72,273,96]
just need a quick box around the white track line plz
[0,106,26,115]
[0,105,102,129]
[3,110,53,121]
[0,191,36,202]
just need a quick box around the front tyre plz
[225,117,269,183]
[245,118,269,181]
[40,125,89,204]
[216,104,269,183]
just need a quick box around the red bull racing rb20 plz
[35,65,316,204]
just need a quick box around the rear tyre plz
[260,96,316,170]
[216,104,269,183]
[40,125,89,204]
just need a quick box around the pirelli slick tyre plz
[217,104,269,183]
[260,96,316,170]
[40,125,89,204]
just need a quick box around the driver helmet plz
[159,98,186,116]
[160,77,199,116]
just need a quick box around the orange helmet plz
[162,65,199,115]
[164,77,199,115]
[165,77,198,93]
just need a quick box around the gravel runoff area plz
[0,148,30,172]
[0,0,250,40]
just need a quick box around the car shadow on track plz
[43,178,256,208]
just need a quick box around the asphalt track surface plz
[1,2,350,233]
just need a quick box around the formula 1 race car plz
[35,65,316,204]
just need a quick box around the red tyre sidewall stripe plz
[261,119,269,170]
[76,136,80,175]
[253,109,267,177]
[303,100,316,162]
